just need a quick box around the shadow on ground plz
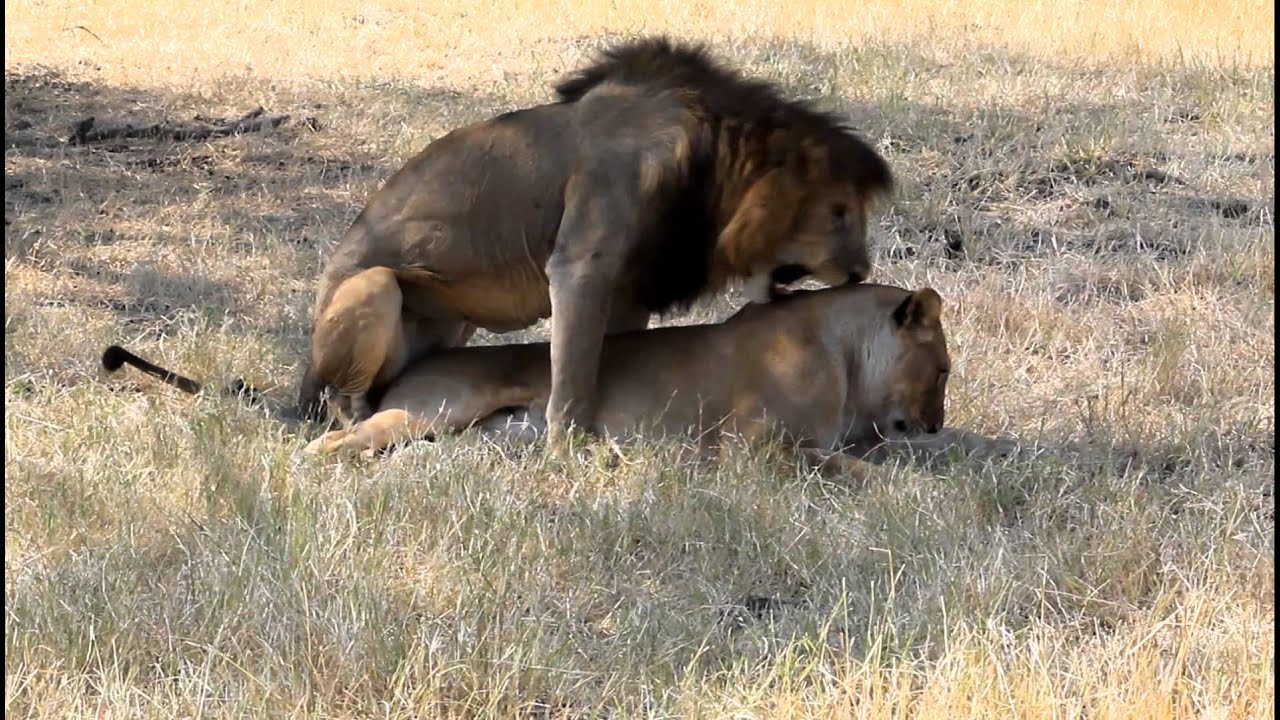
[4,67,512,393]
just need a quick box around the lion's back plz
[337,102,579,273]
[392,102,579,214]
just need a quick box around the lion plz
[297,36,895,444]
[96,283,950,473]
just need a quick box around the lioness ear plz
[893,287,943,328]
[719,168,803,274]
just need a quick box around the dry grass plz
[5,1,1275,717]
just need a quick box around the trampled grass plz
[4,0,1274,717]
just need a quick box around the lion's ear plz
[718,168,804,274]
[893,288,943,329]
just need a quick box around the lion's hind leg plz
[311,267,411,427]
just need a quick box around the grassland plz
[4,0,1275,717]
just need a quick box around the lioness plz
[295,282,950,467]
[300,37,895,444]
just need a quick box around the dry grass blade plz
[4,0,1273,717]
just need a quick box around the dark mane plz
[554,36,894,316]
[554,36,893,193]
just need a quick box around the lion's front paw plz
[822,454,871,483]
[546,424,621,468]
[959,432,1021,459]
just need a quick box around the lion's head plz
[729,168,891,303]
[710,91,896,304]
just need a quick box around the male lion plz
[98,283,946,470]
[298,37,895,444]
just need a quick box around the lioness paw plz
[799,449,871,484]
[304,430,352,456]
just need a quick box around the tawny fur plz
[298,36,895,441]
[302,282,952,475]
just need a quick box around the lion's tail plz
[102,345,203,394]
[101,345,271,410]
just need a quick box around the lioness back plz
[305,283,952,458]
[583,284,951,447]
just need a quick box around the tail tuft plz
[102,345,129,372]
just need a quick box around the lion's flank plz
[554,36,893,195]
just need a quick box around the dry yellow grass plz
[4,0,1274,89]
[5,1,1275,717]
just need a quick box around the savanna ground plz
[4,1,1275,717]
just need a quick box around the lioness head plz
[855,287,951,441]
